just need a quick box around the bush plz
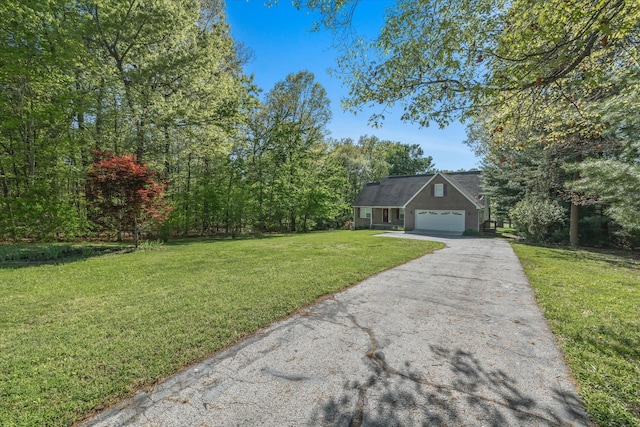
[510,197,566,243]
[611,228,640,249]
[579,215,611,247]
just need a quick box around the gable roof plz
[353,171,484,208]
[448,171,483,199]
[354,174,430,207]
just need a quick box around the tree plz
[467,98,611,247]
[302,0,638,128]
[571,159,640,233]
[0,0,87,240]
[384,142,434,176]
[244,71,333,232]
[296,154,349,231]
[353,135,392,182]
[79,0,244,159]
[79,0,251,239]
[86,151,171,247]
[478,149,552,225]
[569,74,640,234]
[510,196,566,243]
[0,0,250,241]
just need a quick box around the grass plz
[0,230,442,426]
[512,243,640,426]
[496,226,517,237]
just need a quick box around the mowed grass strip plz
[513,244,640,427]
[0,231,442,426]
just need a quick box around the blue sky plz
[225,1,481,171]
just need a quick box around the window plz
[399,208,405,221]
[359,207,371,219]
[434,183,444,197]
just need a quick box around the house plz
[353,171,489,233]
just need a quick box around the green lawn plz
[0,231,442,426]
[513,244,640,427]
[496,226,517,237]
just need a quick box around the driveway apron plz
[82,233,590,426]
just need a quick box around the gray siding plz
[405,175,480,231]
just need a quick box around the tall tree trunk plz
[133,222,139,248]
[0,166,9,198]
[1,166,17,240]
[184,152,192,235]
[164,124,171,178]
[289,209,296,232]
[95,79,105,151]
[256,162,265,231]
[77,110,88,166]
[570,199,579,248]
[202,158,211,235]
[135,116,145,161]
[225,162,233,236]
[570,151,582,248]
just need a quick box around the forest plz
[1,0,638,248]
[0,0,434,242]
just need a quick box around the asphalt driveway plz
[82,233,590,426]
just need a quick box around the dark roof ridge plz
[386,173,434,179]
[384,170,480,180]
[440,170,481,175]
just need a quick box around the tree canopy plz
[302,0,638,128]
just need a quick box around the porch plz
[354,207,405,230]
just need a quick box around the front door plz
[383,208,389,223]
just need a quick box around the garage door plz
[415,210,466,232]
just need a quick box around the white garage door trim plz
[415,210,466,232]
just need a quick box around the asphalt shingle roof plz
[448,171,483,200]
[353,171,483,208]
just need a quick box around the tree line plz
[0,0,434,241]
[7,0,633,247]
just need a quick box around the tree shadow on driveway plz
[308,344,590,427]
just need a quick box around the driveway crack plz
[344,312,387,427]
[336,298,563,426]
[342,306,561,426]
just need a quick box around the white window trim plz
[434,183,444,197]
[359,207,371,219]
